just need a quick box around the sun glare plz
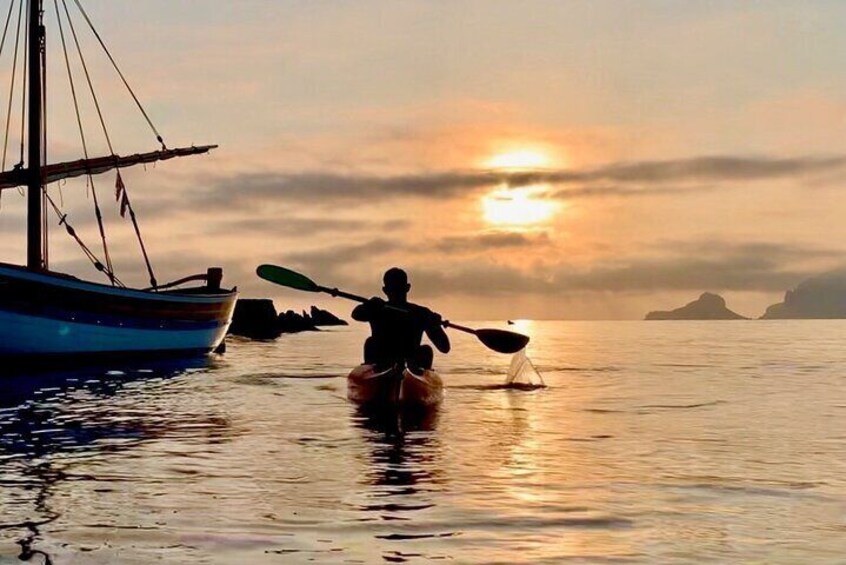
[482,186,559,226]
[480,147,560,226]
[485,149,551,170]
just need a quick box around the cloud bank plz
[193,154,846,210]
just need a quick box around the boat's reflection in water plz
[354,405,442,487]
[0,355,223,563]
[0,355,215,408]
[352,405,442,490]
[350,405,449,560]
[352,403,440,436]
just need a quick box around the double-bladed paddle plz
[256,264,530,354]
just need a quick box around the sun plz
[482,186,559,226]
[481,148,559,226]
[484,149,551,170]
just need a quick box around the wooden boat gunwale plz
[0,262,236,303]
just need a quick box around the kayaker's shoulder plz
[406,302,432,315]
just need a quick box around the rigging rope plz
[0,2,14,66]
[71,0,166,150]
[54,0,114,283]
[0,0,167,287]
[44,191,123,286]
[19,0,29,170]
[65,0,158,288]
[42,17,49,268]
[60,0,110,153]
[0,0,16,208]
[2,0,23,175]
[116,171,157,288]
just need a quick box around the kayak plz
[347,364,444,410]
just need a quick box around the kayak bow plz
[347,364,444,410]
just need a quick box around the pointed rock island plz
[645,292,747,320]
[761,271,846,319]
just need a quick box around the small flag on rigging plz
[115,171,125,201]
[115,172,130,218]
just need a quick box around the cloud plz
[192,154,846,210]
[257,236,840,299]
[276,238,405,284]
[214,216,404,236]
[656,240,844,263]
[405,240,844,298]
[0,213,25,234]
[434,231,551,253]
[505,155,846,186]
[44,233,845,322]
[549,185,714,200]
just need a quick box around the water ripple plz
[1,322,845,562]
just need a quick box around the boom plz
[0,145,217,190]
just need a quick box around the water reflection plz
[352,406,442,493]
[0,356,225,563]
[1,357,220,456]
[351,407,450,560]
[0,356,214,408]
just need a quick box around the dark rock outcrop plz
[645,292,747,320]
[761,271,846,319]
[229,300,349,338]
[277,310,320,333]
[309,306,348,326]
[229,299,282,339]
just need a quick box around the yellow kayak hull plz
[347,364,443,410]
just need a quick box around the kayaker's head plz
[383,267,410,303]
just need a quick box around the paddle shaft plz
[256,264,529,353]
[316,285,476,336]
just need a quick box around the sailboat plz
[0,0,237,362]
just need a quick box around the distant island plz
[761,271,846,319]
[645,292,747,320]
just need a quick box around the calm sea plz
[1,321,845,564]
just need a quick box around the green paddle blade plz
[256,264,320,292]
[476,329,530,354]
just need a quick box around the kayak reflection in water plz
[352,268,451,371]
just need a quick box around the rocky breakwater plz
[228,299,348,339]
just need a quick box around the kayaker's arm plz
[424,311,451,354]
[352,297,384,322]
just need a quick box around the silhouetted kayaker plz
[352,268,450,370]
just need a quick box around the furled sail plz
[0,145,217,189]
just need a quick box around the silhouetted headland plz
[228,299,347,339]
[762,271,846,319]
[645,292,747,320]
[309,305,349,326]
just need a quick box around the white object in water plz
[506,349,545,387]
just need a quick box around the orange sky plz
[0,1,845,319]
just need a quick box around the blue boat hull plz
[0,263,237,360]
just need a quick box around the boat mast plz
[27,0,43,270]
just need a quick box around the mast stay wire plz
[63,0,158,289]
[19,0,28,171]
[53,0,115,283]
[0,0,167,287]
[0,0,17,208]
[59,0,110,152]
[71,0,166,150]
[44,190,123,286]
[42,3,49,267]
[2,0,23,189]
